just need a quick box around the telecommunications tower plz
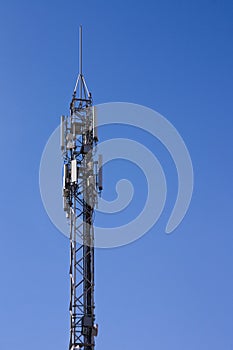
[60,26,103,350]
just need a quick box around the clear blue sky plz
[0,0,233,349]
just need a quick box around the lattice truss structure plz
[61,70,102,350]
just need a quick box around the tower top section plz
[70,25,92,112]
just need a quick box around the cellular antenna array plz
[61,26,102,350]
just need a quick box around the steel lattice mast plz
[61,26,102,350]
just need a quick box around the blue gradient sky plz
[0,1,233,349]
